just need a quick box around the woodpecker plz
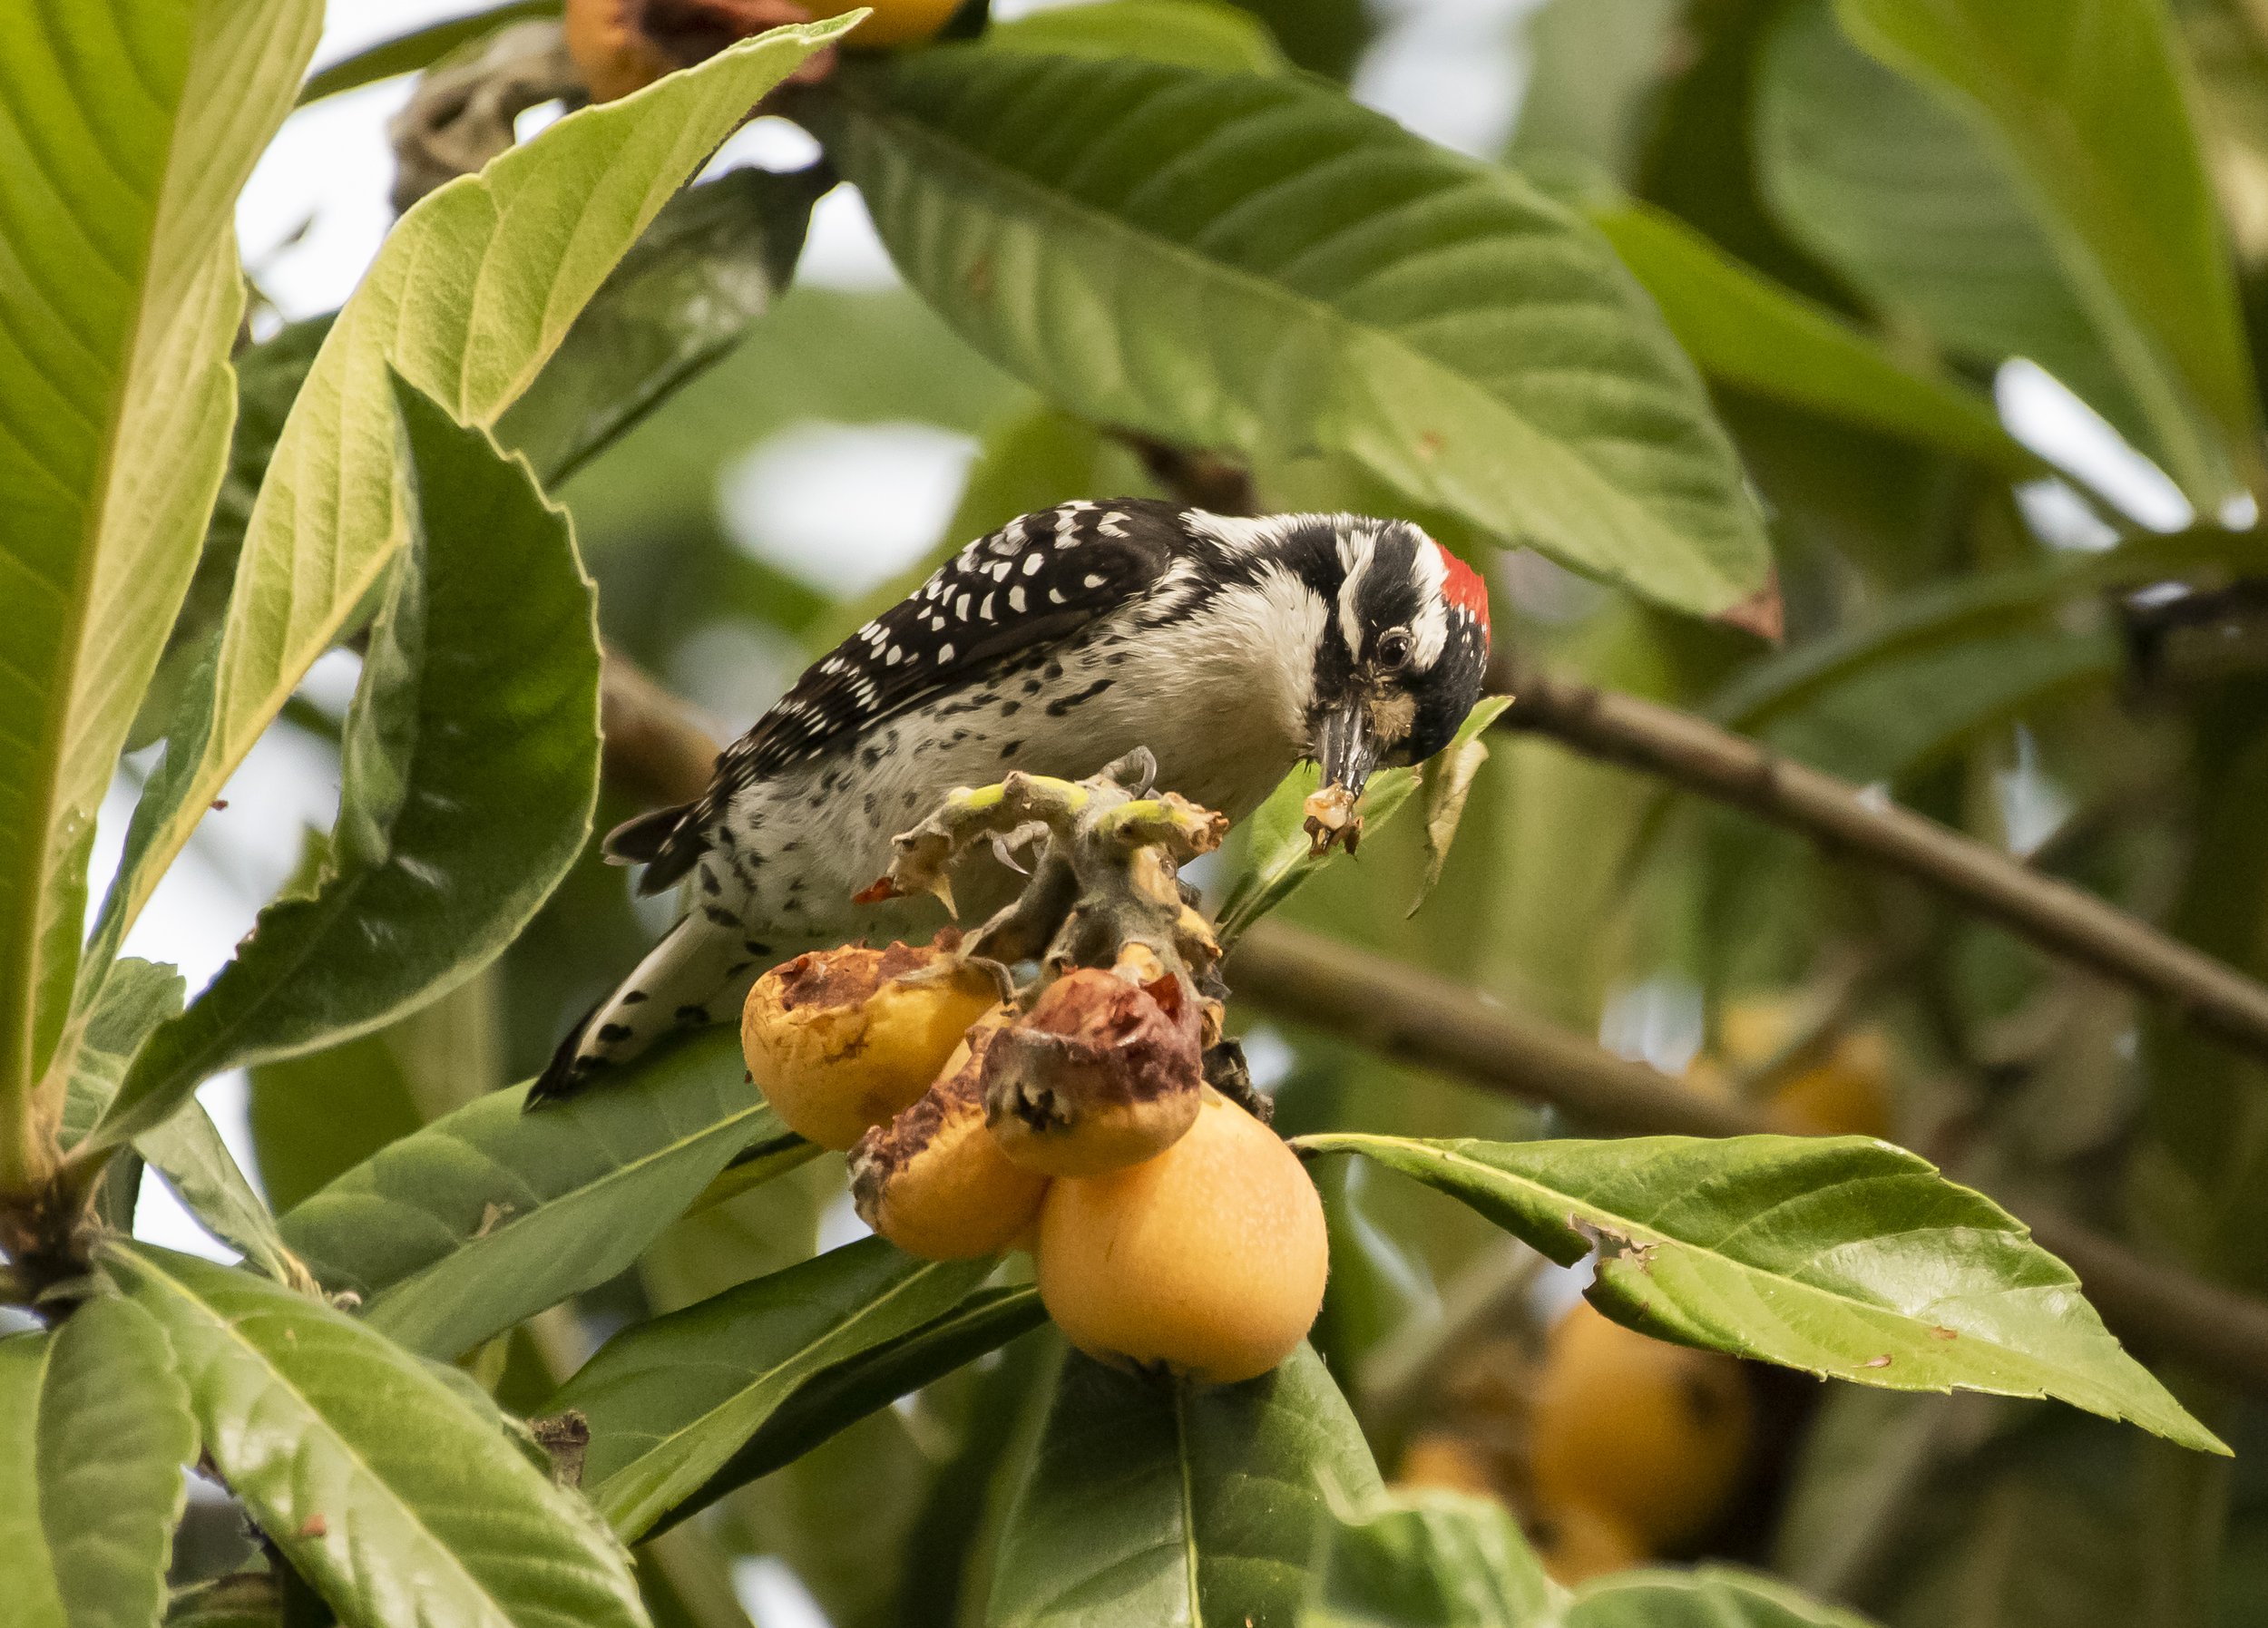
[533,499,1491,1104]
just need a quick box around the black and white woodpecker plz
[533,498,1491,1104]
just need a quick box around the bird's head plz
[1300,516,1492,801]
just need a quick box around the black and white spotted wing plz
[606,500,1189,892]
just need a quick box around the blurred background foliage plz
[147,0,2268,1621]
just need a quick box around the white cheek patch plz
[1336,530,1377,658]
[1406,534,1449,670]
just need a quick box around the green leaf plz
[0,1297,196,1628]
[0,0,321,1175]
[1835,0,2263,501]
[279,1029,796,1360]
[554,1236,996,1541]
[500,163,832,486]
[86,18,855,988]
[89,374,601,1150]
[297,1,563,106]
[1569,1567,1877,1628]
[140,1102,315,1292]
[1754,1,2150,454]
[1304,1489,1567,1628]
[61,959,186,1149]
[1295,1133,2226,1454]
[1588,201,2029,471]
[985,0,1290,73]
[1219,696,1511,944]
[648,1282,1048,1536]
[56,954,312,1288]
[990,1342,1383,1628]
[106,1243,649,1628]
[813,49,1770,616]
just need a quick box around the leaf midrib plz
[117,1247,520,1624]
[838,76,1735,594]
[1171,1378,1201,1627]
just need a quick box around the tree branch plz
[601,644,723,808]
[1225,919,2268,1399]
[1496,663,2268,1069]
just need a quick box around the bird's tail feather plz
[527,912,774,1107]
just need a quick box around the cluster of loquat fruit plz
[740,764,1331,1385]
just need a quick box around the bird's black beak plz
[1314,697,1382,801]
[1303,698,1384,854]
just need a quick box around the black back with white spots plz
[610,500,1188,892]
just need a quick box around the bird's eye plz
[1375,628,1413,670]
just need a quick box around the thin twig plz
[1495,663,2268,1070]
[1225,919,2268,1400]
[601,645,724,807]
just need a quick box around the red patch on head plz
[1434,541,1491,634]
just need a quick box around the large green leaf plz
[0,0,320,1179]
[989,1342,1383,1628]
[1304,1490,1566,1628]
[279,1029,795,1360]
[85,17,854,989]
[1836,0,2263,501]
[499,163,831,486]
[649,1282,1048,1536]
[554,1236,995,1541]
[1219,697,1510,944]
[812,48,1770,616]
[1295,1133,2225,1454]
[1569,1568,1876,1628]
[1589,201,2028,471]
[107,1243,649,1628]
[1754,1,2149,453]
[88,375,601,1150]
[0,1298,196,1628]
